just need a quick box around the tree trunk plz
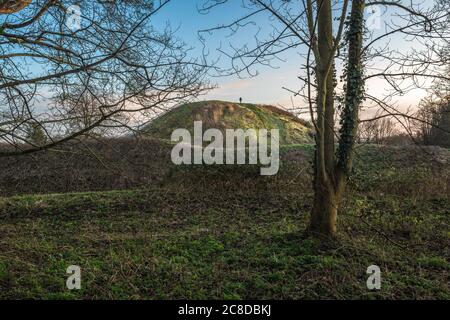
[309,0,338,238]
[309,0,366,239]
[0,0,32,14]
[310,177,340,238]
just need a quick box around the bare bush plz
[359,116,398,144]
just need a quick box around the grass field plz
[0,144,449,299]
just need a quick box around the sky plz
[151,0,305,108]
[0,0,436,124]
[149,0,433,120]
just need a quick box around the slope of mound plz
[143,100,314,145]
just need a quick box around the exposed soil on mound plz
[143,100,314,145]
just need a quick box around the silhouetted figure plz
[239,97,242,104]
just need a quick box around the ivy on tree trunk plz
[309,0,366,239]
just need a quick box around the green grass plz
[0,188,448,299]
[0,144,448,299]
[143,100,314,145]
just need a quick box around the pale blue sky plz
[150,0,432,117]
[0,0,435,120]
[151,0,307,107]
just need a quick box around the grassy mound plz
[143,100,314,145]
